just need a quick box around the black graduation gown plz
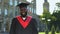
[9,16,38,34]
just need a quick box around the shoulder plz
[12,15,20,20]
[27,16,36,20]
[12,17,17,21]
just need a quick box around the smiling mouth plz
[22,13,25,15]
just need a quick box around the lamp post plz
[42,18,51,31]
[41,18,45,23]
[47,19,51,30]
[41,18,46,31]
[42,18,45,21]
[47,19,51,22]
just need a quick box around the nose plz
[20,8,27,12]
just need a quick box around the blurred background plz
[0,0,60,34]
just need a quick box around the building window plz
[0,0,2,2]
[9,0,13,5]
[26,0,33,3]
[5,9,8,15]
[32,8,33,13]
[0,9,1,15]
[9,9,13,17]
[14,0,17,6]
[34,9,36,14]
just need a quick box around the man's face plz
[20,7,27,17]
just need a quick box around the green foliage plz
[51,16,57,21]
[38,32,60,34]
[52,10,60,30]
[53,11,60,20]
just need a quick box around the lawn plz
[38,32,60,34]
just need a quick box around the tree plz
[52,10,60,30]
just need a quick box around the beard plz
[20,12,27,17]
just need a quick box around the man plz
[9,2,38,34]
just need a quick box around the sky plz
[36,0,60,15]
[4,0,60,15]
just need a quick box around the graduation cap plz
[17,2,30,8]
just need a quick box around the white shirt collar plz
[22,17,26,20]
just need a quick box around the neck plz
[21,16,27,18]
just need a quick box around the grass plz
[38,32,60,34]
[38,32,45,34]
